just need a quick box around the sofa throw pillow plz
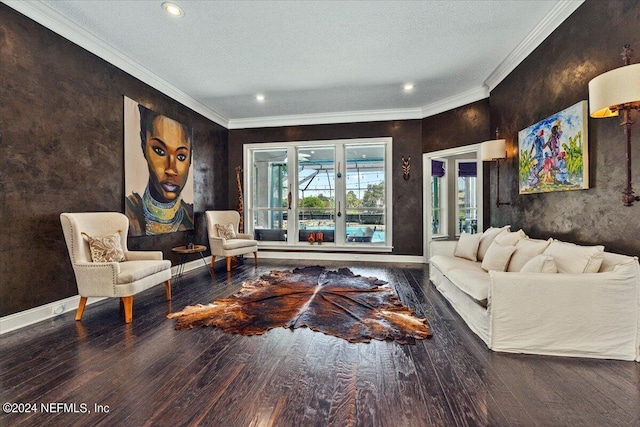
[215,223,237,240]
[481,242,516,272]
[507,238,553,272]
[81,231,125,263]
[454,232,482,261]
[520,254,558,273]
[493,229,527,246]
[542,240,605,273]
[477,225,510,261]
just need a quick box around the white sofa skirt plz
[430,265,490,345]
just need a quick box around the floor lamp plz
[589,44,640,206]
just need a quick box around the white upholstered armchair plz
[205,210,258,272]
[60,212,172,323]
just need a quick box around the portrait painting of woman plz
[124,97,194,236]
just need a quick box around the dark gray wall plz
[490,0,640,256]
[229,120,423,256]
[422,99,492,230]
[422,99,490,153]
[0,4,228,316]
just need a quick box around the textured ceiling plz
[15,0,582,126]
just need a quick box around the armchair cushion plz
[81,231,125,263]
[118,260,172,284]
[215,223,237,239]
[223,239,259,250]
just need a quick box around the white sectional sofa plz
[429,227,640,361]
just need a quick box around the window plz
[456,160,477,235]
[250,149,288,242]
[430,159,447,237]
[245,138,392,250]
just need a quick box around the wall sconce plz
[402,156,411,180]
[481,131,511,208]
[588,44,640,206]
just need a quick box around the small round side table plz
[171,245,212,283]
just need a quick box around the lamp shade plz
[481,139,506,161]
[588,63,640,118]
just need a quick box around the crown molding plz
[228,86,490,129]
[228,107,424,129]
[420,86,489,118]
[3,0,230,128]
[485,0,584,91]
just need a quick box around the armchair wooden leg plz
[121,296,134,323]
[253,251,258,267]
[164,280,172,301]
[226,257,232,272]
[75,296,88,321]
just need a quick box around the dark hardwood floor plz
[1,260,639,427]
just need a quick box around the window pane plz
[298,146,335,208]
[297,147,335,242]
[252,149,288,241]
[457,163,477,234]
[345,145,385,243]
[431,177,441,235]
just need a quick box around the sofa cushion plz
[430,255,481,276]
[477,225,510,261]
[507,238,553,272]
[454,232,482,261]
[520,255,558,273]
[493,229,527,246]
[446,268,490,303]
[542,240,605,273]
[481,242,516,272]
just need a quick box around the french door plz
[245,138,392,249]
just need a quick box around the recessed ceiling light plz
[256,94,265,102]
[403,83,415,91]
[162,2,183,17]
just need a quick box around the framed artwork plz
[518,100,588,194]
[124,96,194,236]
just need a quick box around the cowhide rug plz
[168,266,431,344]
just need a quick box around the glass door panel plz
[297,146,335,242]
[344,144,385,244]
[251,149,288,242]
[457,161,477,234]
[430,159,447,237]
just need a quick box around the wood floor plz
[1,260,639,427]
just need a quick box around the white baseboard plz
[0,256,214,335]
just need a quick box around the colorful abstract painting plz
[124,96,194,236]
[518,101,588,194]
